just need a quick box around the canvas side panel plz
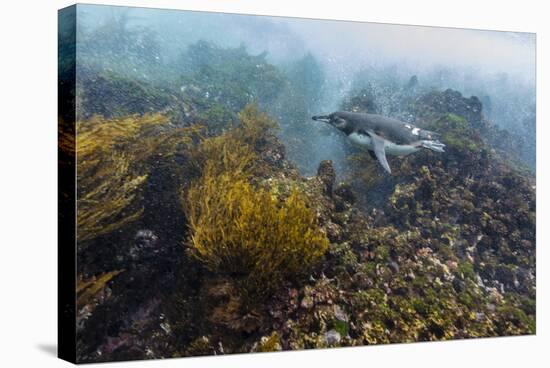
[58,4,77,364]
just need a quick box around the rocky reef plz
[71,41,535,362]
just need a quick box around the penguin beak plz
[312,115,330,123]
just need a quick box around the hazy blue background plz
[75,4,536,174]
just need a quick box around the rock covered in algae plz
[74,73,535,360]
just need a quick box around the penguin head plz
[312,112,349,131]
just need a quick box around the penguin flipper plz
[370,133,392,174]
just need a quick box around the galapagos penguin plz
[312,111,445,174]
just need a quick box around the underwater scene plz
[59,4,536,363]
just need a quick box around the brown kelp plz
[76,113,199,244]
[183,105,329,302]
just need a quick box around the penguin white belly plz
[348,132,373,150]
[348,132,419,156]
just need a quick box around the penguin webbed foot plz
[421,140,446,152]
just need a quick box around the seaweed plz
[76,113,200,244]
[183,106,328,302]
[77,270,124,308]
[185,176,328,299]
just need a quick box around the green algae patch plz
[429,113,484,153]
